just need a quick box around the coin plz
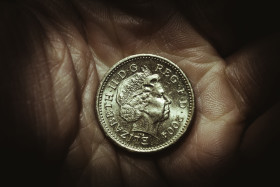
[96,54,194,152]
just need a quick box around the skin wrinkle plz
[178,45,214,56]
[42,2,91,92]
[30,63,55,148]
[76,55,118,184]
[199,107,243,153]
[129,158,166,186]
[70,48,90,90]
[91,20,139,61]
[35,36,62,155]
[15,7,75,159]
[195,69,230,117]
[162,136,216,185]
[66,34,91,88]
[32,8,78,88]
[47,56,78,155]
[68,0,89,40]
[155,16,204,53]
[86,22,123,66]
[90,144,116,164]
[187,149,212,175]
[186,48,219,62]
[154,160,170,187]
[120,156,161,186]
[159,146,202,185]
[62,140,89,180]
[28,1,91,92]
[155,23,196,51]
[198,83,231,120]
[78,120,102,156]
[80,57,96,104]
[73,139,88,168]
[59,35,91,96]
[157,136,194,182]
[116,153,126,187]
[79,120,102,150]
[69,137,91,172]
[68,139,81,156]
[79,72,100,144]
[24,0,88,164]
[94,56,110,80]
[173,111,236,184]
[46,33,80,123]
[224,66,247,115]
[189,122,217,161]
[108,7,126,58]
[90,127,107,152]
[92,145,121,186]
[175,56,219,83]
[193,62,222,90]
[226,57,255,105]
[74,31,99,175]
[162,47,218,65]
[78,152,117,186]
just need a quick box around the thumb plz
[224,33,280,185]
[225,33,280,120]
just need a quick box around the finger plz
[0,3,82,185]
[225,33,280,121]
[17,1,122,185]
[225,33,280,186]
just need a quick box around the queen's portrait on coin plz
[116,66,171,137]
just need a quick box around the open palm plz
[1,0,279,186]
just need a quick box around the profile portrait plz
[116,65,171,137]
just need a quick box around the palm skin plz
[1,0,279,186]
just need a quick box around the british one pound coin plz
[96,54,194,152]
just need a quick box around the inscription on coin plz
[96,54,194,152]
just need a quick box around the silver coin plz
[96,54,194,152]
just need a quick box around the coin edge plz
[96,54,195,153]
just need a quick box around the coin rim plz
[96,54,195,153]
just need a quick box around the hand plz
[1,0,279,186]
